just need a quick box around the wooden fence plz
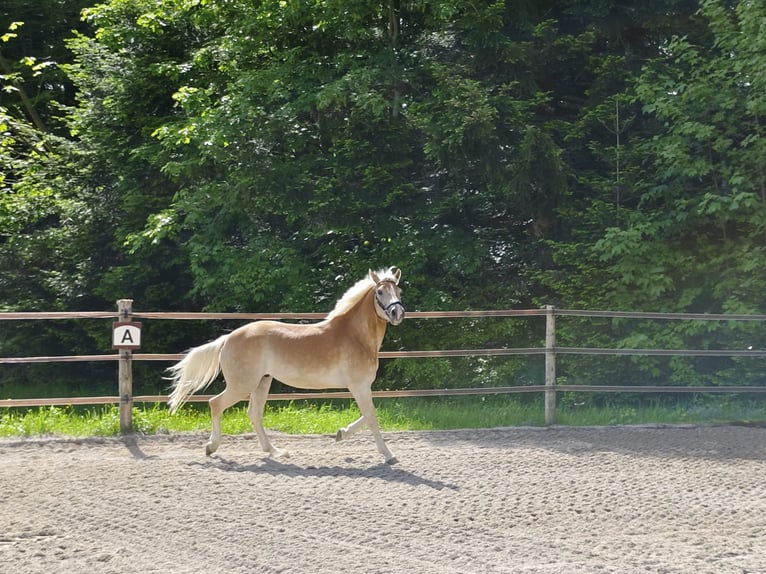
[2,301,766,432]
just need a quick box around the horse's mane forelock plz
[325,268,397,320]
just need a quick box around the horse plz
[166,267,405,464]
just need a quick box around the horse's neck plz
[335,290,387,351]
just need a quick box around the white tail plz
[167,335,229,413]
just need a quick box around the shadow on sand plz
[190,455,459,491]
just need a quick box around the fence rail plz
[1,309,549,320]
[8,308,766,320]
[2,303,766,430]
[6,345,766,365]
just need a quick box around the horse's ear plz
[369,269,380,284]
[393,267,401,284]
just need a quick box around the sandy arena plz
[1,425,766,573]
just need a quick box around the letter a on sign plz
[112,322,142,349]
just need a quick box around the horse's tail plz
[166,335,228,414]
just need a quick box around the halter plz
[375,279,406,315]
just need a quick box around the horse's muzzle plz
[385,301,405,325]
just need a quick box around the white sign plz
[112,322,142,349]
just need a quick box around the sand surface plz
[1,425,766,573]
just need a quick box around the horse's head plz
[370,267,405,326]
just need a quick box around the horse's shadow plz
[190,455,459,491]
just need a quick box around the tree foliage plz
[2,0,765,396]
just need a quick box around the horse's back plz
[227,319,333,346]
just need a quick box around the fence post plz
[117,299,133,434]
[544,305,556,425]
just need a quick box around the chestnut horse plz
[167,267,405,464]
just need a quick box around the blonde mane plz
[325,268,398,320]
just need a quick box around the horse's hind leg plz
[336,415,366,442]
[206,386,243,456]
[247,375,287,458]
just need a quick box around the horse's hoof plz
[335,430,343,442]
[385,456,398,466]
[205,443,215,457]
[271,448,289,460]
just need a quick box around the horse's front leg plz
[348,388,396,465]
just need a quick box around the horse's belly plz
[269,360,374,390]
[273,374,344,390]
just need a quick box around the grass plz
[1,395,765,438]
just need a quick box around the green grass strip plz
[1,396,765,438]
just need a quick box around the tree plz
[0,9,113,392]
[5,0,763,399]
[53,0,561,390]
[601,0,766,315]
[544,0,766,390]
